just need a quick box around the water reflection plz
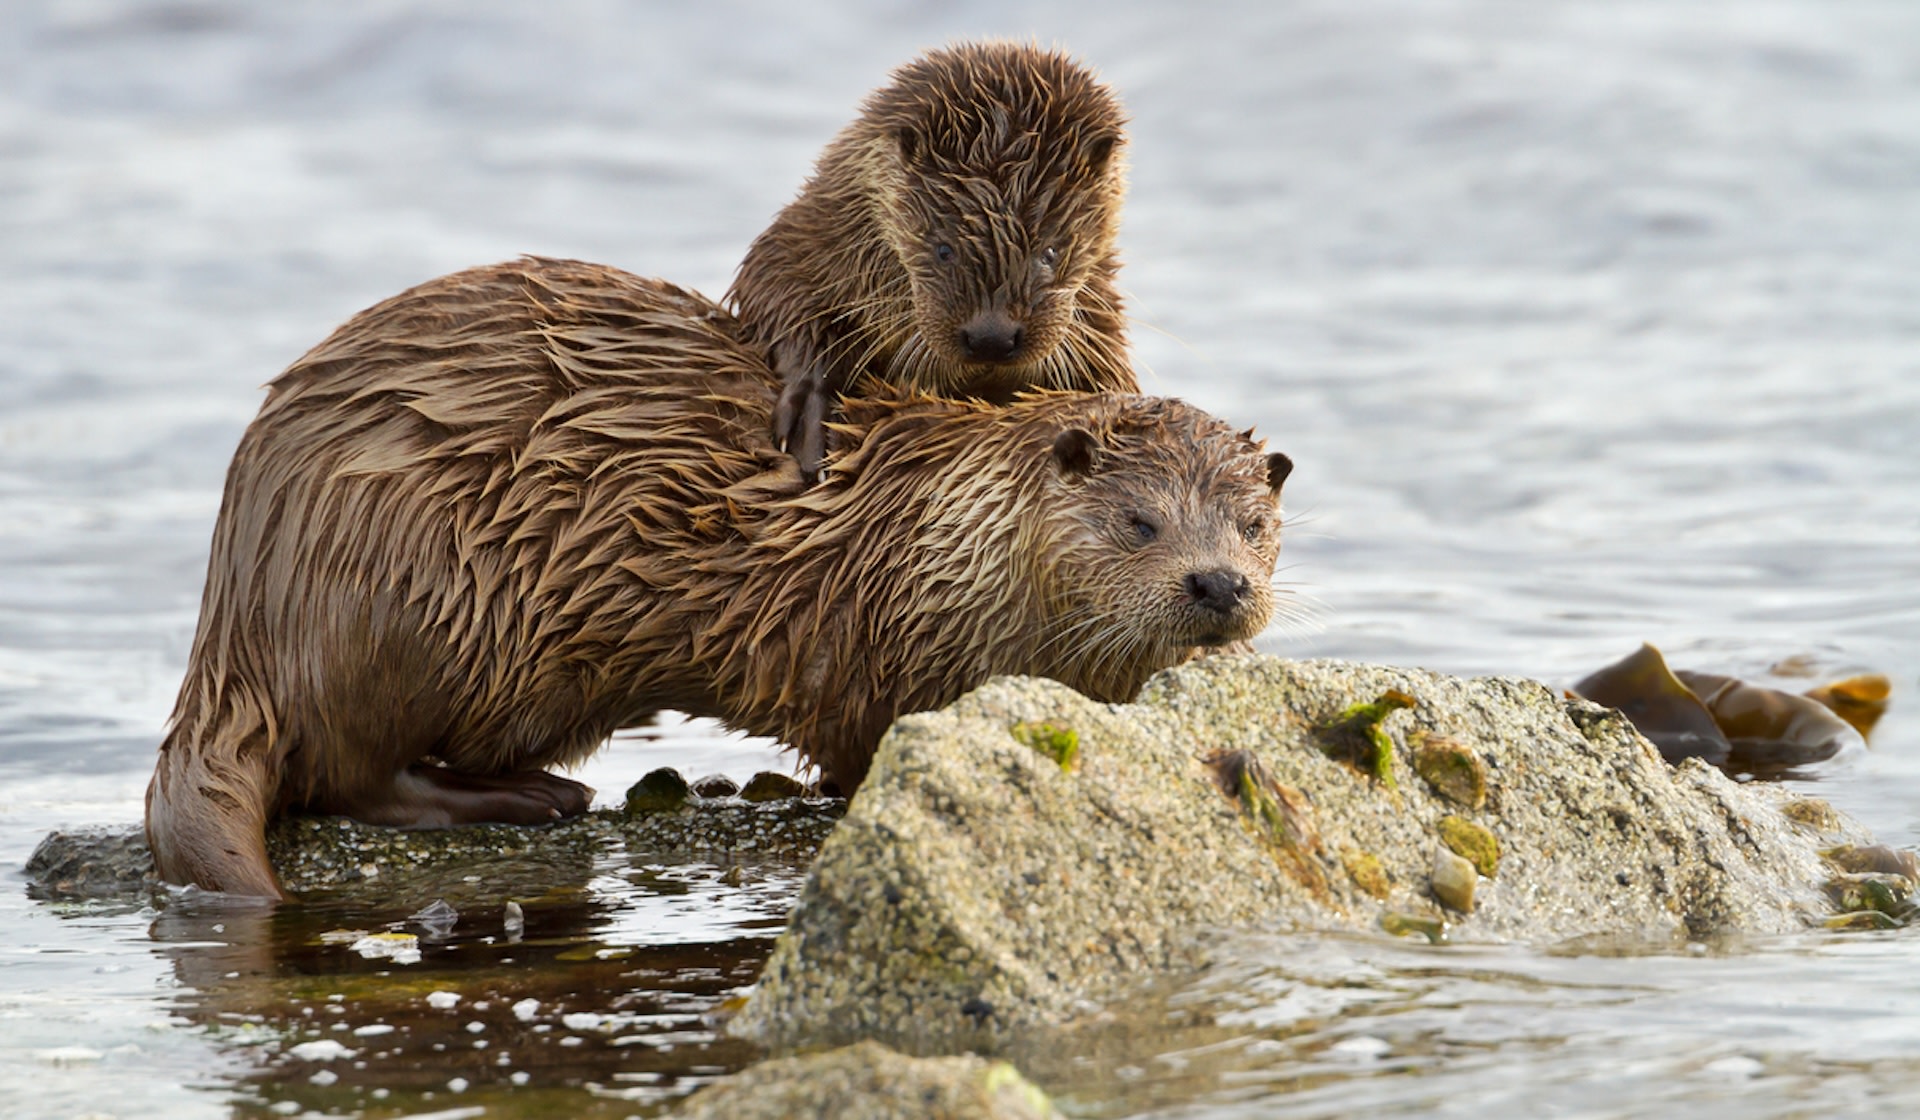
[143,846,796,1117]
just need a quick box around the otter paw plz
[382,765,596,828]
[772,358,830,482]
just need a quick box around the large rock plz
[732,656,1872,1046]
[671,1041,1058,1119]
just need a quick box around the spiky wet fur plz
[146,258,1288,897]
[726,40,1135,401]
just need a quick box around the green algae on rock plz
[1320,688,1416,792]
[1010,722,1080,772]
[1824,910,1903,931]
[1436,815,1500,879]
[1782,797,1845,833]
[1342,848,1391,900]
[1379,909,1449,944]
[1205,748,1328,897]
[1824,873,1915,923]
[1410,731,1489,810]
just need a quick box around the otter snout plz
[1184,567,1252,614]
[957,310,1025,363]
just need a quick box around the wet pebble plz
[1430,846,1477,913]
[740,771,809,801]
[625,767,692,813]
[691,774,741,799]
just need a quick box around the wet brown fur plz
[145,258,1290,898]
[727,42,1138,467]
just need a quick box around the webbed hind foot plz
[326,764,594,829]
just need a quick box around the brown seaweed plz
[1571,644,1730,766]
[1802,673,1892,739]
[1673,668,1854,774]
[1572,643,1877,776]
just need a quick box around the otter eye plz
[1128,514,1158,544]
[1241,517,1269,543]
[1037,246,1060,269]
[935,243,956,265]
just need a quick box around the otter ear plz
[1265,452,1294,496]
[1051,428,1101,478]
[1083,132,1119,174]
[896,126,921,166]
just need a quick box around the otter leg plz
[320,764,595,830]
[771,345,831,482]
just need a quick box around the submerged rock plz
[671,1040,1058,1119]
[734,656,1876,1047]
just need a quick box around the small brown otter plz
[727,41,1137,479]
[146,258,1292,899]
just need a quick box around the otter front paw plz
[772,356,830,483]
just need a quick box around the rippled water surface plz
[4,1,1917,1116]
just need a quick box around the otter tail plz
[146,713,285,900]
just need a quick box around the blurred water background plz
[2,1,1917,1116]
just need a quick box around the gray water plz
[3,1,1918,1116]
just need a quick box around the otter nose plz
[1185,568,1250,613]
[957,312,1024,362]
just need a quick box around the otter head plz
[1032,397,1293,696]
[862,42,1128,387]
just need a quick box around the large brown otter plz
[727,41,1137,479]
[146,258,1292,899]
